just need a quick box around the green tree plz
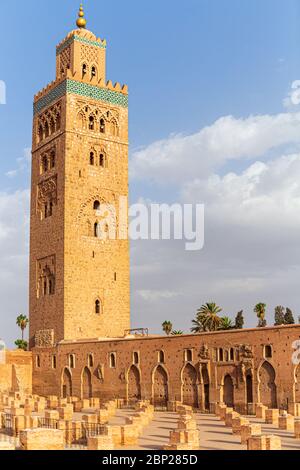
[219,317,234,330]
[162,321,173,336]
[274,306,285,326]
[284,308,295,325]
[171,330,184,336]
[16,314,29,341]
[191,302,222,333]
[15,340,28,351]
[254,303,267,328]
[235,311,244,330]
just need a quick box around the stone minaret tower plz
[29,6,130,348]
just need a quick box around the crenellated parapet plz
[56,29,107,56]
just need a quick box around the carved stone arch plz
[61,367,73,399]
[152,364,169,408]
[90,63,98,80]
[200,363,210,411]
[181,363,198,408]
[257,361,277,408]
[293,365,300,403]
[76,111,86,130]
[81,366,93,399]
[221,374,234,408]
[126,364,141,403]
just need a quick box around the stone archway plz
[153,365,169,408]
[258,361,277,408]
[223,375,234,408]
[62,368,72,398]
[128,365,141,402]
[182,364,198,408]
[202,364,210,411]
[82,367,92,399]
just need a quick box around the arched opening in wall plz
[185,349,193,362]
[133,352,139,365]
[50,118,55,135]
[230,348,234,362]
[90,152,95,166]
[62,368,72,399]
[44,121,49,139]
[264,345,272,359]
[89,116,95,130]
[82,367,93,399]
[95,299,101,315]
[182,363,198,408]
[202,364,210,411]
[91,66,97,79]
[259,361,277,408]
[38,125,43,143]
[128,365,141,403]
[158,350,165,364]
[56,114,61,131]
[50,151,55,169]
[153,365,168,408]
[246,373,253,405]
[295,365,300,402]
[223,375,234,408]
[99,154,105,168]
[219,349,224,362]
[94,223,99,238]
[88,354,94,368]
[93,200,100,211]
[82,63,87,78]
[100,118,105,134]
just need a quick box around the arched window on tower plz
[88,354,94,368]
[50,151,55,169]
[158,350,165,364]
[99,153,105,168]
[90,152,95,166]
[95,299,101,315]
[82,63,87,78]
[50,118,55,135]
[42,155,48,173]
[38,125,44,143]
[94,222,99,238]
[91,66,97,79]
[93,200,100,211]
[109,353,116,369]
[44,121,50,139]
[89,116,95,130]
[100,118,105,134]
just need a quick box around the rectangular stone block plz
[256,404,268,419]
[265,409,279,426]
[288,403,300,417]
[220,407,233,421]
[294,420,300,439]
[248,435,267,451]
[88,435,114,450]
[20,428,64,451]
[109,426,122,446]
[266,435,282,450]
[232,416,250,435]
[121,425,139,445]
[97,409,109,425]
[241,424,262,445]
[58,405,73,421]
[34,401,45,413]
[225,411,240,427]
[278,414,294,432]
[90,398,100,408]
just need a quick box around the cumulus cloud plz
[131,113,300,184]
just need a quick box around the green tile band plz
[34,79,128,115]
[56,35,106,55]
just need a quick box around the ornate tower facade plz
[29,7,130,348]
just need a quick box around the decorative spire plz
[76,3,87,29]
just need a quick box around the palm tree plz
[16,315,29,341]
[15,339,28,351]
[219,317,234,330]
[162,321,173,336]
[171,330,184,336]
[254,303,267,328]
[191,302,222,333]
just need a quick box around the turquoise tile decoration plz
[56,35,106,55]
[34,79,128,115]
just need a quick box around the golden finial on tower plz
[76,3,87,29]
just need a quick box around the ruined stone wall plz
[0,351,32,394]
[32,325,300,412]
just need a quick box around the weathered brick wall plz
[0,351,32,394]
[32,325,300,411]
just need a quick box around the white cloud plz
[137,289,182,302]
[5,148,31,178]
[131,113,300,184]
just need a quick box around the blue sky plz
[1,0,300,345]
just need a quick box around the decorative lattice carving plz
[37,102,61,144]
[35,329,55,348]
[59,46,71,77]
[80,44,99,64]
[36,255,56,298]
[37,176,57,218]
